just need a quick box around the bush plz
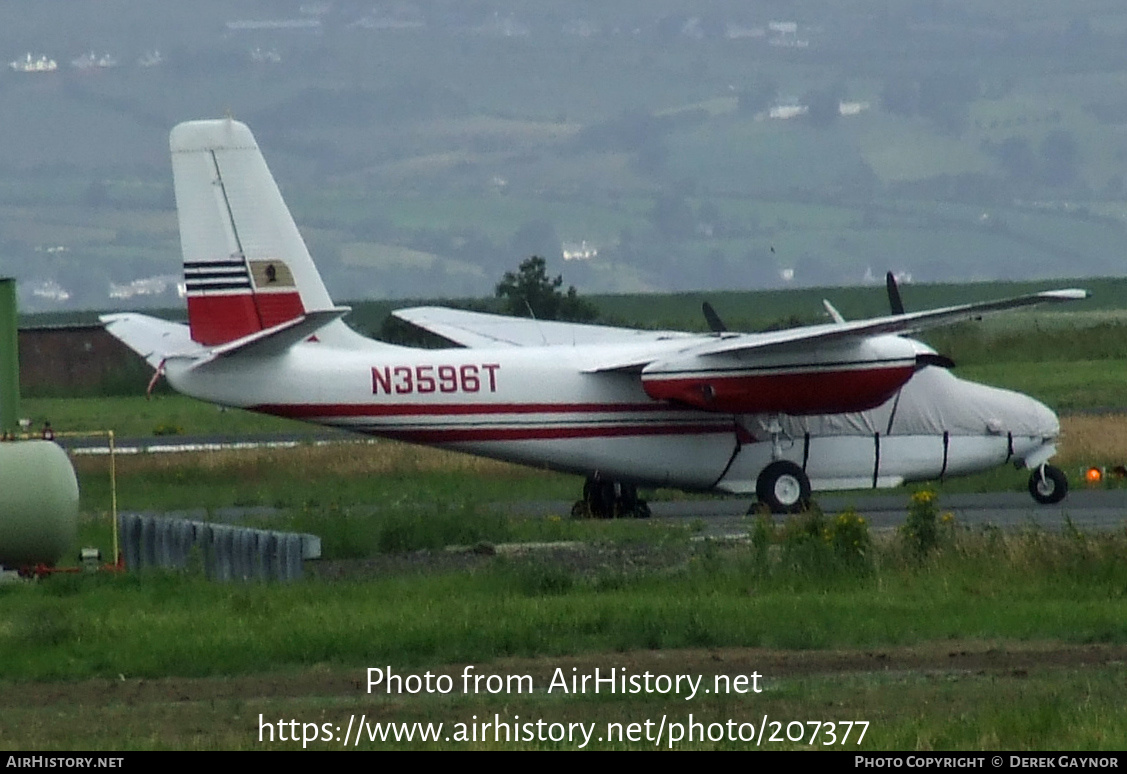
[827,508,870,565]
[902,489,939,558]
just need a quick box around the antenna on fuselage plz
[524,300,548,345]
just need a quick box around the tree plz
[917,70,979,134]
[495,256,597,322]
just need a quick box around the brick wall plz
[18,325,147,396]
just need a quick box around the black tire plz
[581,479,650,519]
[756,460,812,514]
[582,478,615,519]
[630,500,652,519]
[1029,464,1068,505]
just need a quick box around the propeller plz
[886,271,905,315]
[915,353,955,369]
[702,301,727,334]
[886,272,955,369]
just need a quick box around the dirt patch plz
[3,641,1123,709]
[308,540,696,581]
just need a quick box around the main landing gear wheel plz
[1029,464,1068,505]
[572,478,651,519]
[756,461,812,514]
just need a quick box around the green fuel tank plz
[0,441,79,568]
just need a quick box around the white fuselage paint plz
[165,334,1060,494]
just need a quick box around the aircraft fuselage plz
[166,334,1057,495]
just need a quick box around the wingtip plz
[1041,289,1090,301]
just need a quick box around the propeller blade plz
[886,271,905,316]
[916,353,956,369]
[702,301,728,333]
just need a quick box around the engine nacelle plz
[641,335,921,415]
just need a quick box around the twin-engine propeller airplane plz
[103,119,1088,516]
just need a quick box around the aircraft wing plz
[396,289,1087,371]
[392,306,694,348]
[683,288,1089,359]
[580,287,1089,372]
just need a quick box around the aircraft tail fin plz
[171,119,335,346]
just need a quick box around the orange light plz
[1086,467,1103,484]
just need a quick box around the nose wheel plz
[756,460,812,514]
[572,478,651,519]
[1029,464,1068,504]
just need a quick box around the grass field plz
[21,395,326,439]
[60,410,1127,509]
[5,432,1127,749]
[4,643,1125,750]
[4,523,1127,750]
[10,302,1127,750]
[7,388,1116,751]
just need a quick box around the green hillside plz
[3,2,1127,310]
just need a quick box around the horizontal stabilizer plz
[205,307,351,360]
[102,307,350,373]
[99,313,201,368]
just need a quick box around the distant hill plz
[3,1,1127,311]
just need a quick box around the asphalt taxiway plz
[514,490,1127,536]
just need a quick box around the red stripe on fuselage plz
[253,401,684,419]
[249,402,730,442]
[642,365,915,414]
[361,423,732,444]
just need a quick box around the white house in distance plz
[562,241,598,261]
[9,53,57,72]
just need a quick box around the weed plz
[749,510,773,574]
[778,504,832,577]
[376,504,511,553]
[494,559,575,596]
[902,489,940,558]
[827,508,871,567]
[13,605,76,647]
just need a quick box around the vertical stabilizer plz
[171,119,334,345]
